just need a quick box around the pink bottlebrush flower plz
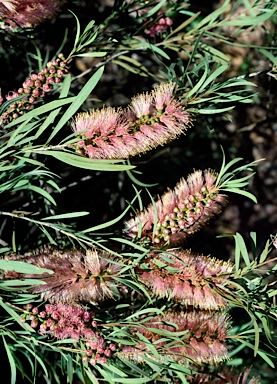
[0,0,66,30]
[138,251,233,310]
[124,169,228,246]
[119,310,230,365]
[5,248,124,304]
[72,82,192,160]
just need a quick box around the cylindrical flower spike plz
[4,248,124,303]
[0,0,66,29]
[72,82,192,160]
[138,250,233,310]
[124,169,228,246]
[119,310,230,365]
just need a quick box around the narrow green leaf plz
[34,74,72,140]
[0,260,53,274]
[2,336,16,384]
[259,239,271,263]
[75,52,107,58]
[36,150,134,171]
[221,188,257,203]
[197,106,235,114]
[82,193,138,233]
[5,97,76,129]
[47,66,104,141]
[234,233,251,268]
[199,64,229,92]
[0,299,35,331]
[105,363,128,378]
[41,211,89,221]
[267,289,277,298]
[185,60,208,99]
[21,185,57,206]
[0,279,46,286]
[142,0,167,18]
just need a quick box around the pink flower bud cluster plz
[8,248,123,304]
[0,53,68,125]
[83,339,117,366]
[139,250,233,310]
[0,0,66,30]
[21,303,96,339]
[72,82,192,159]
[124,169,228,246]
[145,16,173,37]
[21,303,116,365]
[121,310,230,365]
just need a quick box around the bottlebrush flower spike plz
[120,310,230,365]
[4,248,124,303]
[0,0,66,29]
[72,82,192,159]
[138,249,233,310]
[124,169,227,246]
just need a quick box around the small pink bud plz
[89,358,96,365]
[43,84,53,92]
[32,89,40,97]
[31,320,38,328]
[57,69,64,77]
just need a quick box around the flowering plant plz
[0,0,276,383]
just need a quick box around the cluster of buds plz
[0,53,68,125]
[21,303,97,339]
[82,339,117,366]
[72,82,192,160]
[124,169,227,246]
[21,303,116,365]
[145,15,173,37]
[5,248,124,304]
[120,310,230,365]
[0,0,66,30]
[138,250,233,310]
